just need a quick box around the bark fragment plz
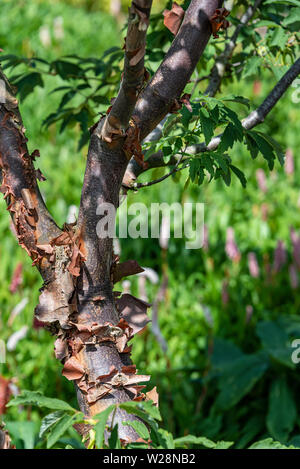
[163,2,185,36]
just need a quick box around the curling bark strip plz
[100,0,153,143]
[0,67,61,277]
[0,0,236,443]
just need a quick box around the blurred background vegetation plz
[0,0,300,449]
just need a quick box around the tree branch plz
[100,0,153,142]
[72,3,155,440]
[205,0,264,97]
[242,58,300,130]
[132,0,223,140]
[0,66,61,274]
[124,58,300,186]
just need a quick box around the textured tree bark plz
[0,0,226,443]
[75,130,141,440]
[1,0,298,446]
[133,0,223,139]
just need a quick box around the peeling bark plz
[132,0,223,140]
[5,0,288,446]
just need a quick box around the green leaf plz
[59,90,76,109]
[157,428,175,449]
[221,168,231,186]
[242,57,261,79]
[255,131,285,165]
[268,62,290,81]
[39,411,65,438]
[202,154,215,180]
[247,130,276,169]
[213,152,230,173]
[50,85,72,94]
[119,400,161,422]
[108,424,121,449]
[199,107,214,145]
[215,354,269,409]
[94,405,116,449]
[123,420,150,440]
[51,60,84,79]
[214,441,235,449]
[254,20,281,28]
[235,415,265,449]
[181,106,194,128]
[189,159,200,182]
[219,123,242,152]
[6,421,38,449]
[267,377,297,442]
[264,0,300,5]
[256,320,295,368]
[245,133,259,159]
[282,7,300,29]
[269,28,289,51]
[46,414,76,449]
[15,72,43,101]
[229,164,247,188]
[221,106,244,137]
[249,438,298,449]
[119,401,161,442]
[7,390,76,412]
[75,107,91,149]
[197,167,205,185]
[212,338,244,369]
[174,435,233,449]
[127,442,149,449]
[222,95,250,109]
[162,145,174,164]
[175,435,214,448]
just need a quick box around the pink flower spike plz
[285,148,294,175]
[289,264,298,289]
[273,240,287,273]
[203,224,209,251]
[222,280,229,305]
[225,227,240,263]
[290,228,300,268]
[248,252,259,278]
[256,169,267,193]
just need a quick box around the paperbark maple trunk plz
[0,0,223,443]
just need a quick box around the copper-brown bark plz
[0,0,225,443]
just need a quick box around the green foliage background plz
[0,0,300,449]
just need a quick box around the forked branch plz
[133,0,223,140]
[123,58,300,188]
[100,0,153,143]
[0,66,61,277]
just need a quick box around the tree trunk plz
[0,0,223,443]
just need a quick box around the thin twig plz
[124,58,300,187]
[205,0,264,97]
[125,162,188,190]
